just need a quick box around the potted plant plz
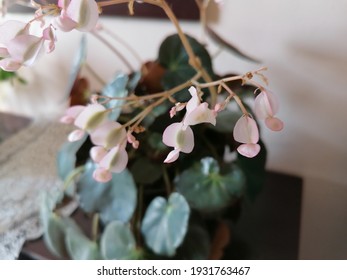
[0,0,283,259]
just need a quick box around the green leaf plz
[237,140,267,200]
[66,35,87,97]
[130,157,162,184]
[212,109,242,133]
[65,228,101,260]
[100,221,136,260]
[40,190,64,230]
[0,69,16,81]
[57,136,87,181]
[175,157,245,211]
[77,161,137,224]
[175,225,210,260]
[158,33,214,101]
[102,73,128,121]
[43,215,80,259]
[141,192,190,257]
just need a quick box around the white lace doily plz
[0,121,72,259]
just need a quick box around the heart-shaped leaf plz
[158,34,215,101]
[100,221,136,260]
[65,227,101,260]
[130,157,162,184]
[141,192,190,257]
[43,214,81,259]
[175,157,245,211]
[175,225,210,260]
[57,135,87,181]
[77,161,137,224]
[102,73,128,121]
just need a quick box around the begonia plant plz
[0,0,283,259]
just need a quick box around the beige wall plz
[1,0,347,258]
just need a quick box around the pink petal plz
[60,105,85,123]
[0,58,21,71]
[237,143,260,158]
[7,34,44,66]
[90,121,126,149]
[90,146,107,163]
[186,86,200,113]
[99,146,128,173]
[254,90,279,119]
[66,0,99,32]
[164,149,180,163]
[233,115,259,144]
[54,11,77,32]
[93,167,112,183]
[42,26,56,53]
[0,47,9,57]
[184,102,216,126]
[68,129,85,142]
[74,103,106,131]
[0,20,27,45]
[265,117,284,131]
[162,122,194,153]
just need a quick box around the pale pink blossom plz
[90,146,108,163]
[54,0,99,32]
[98,145,128,173]
[90,121,126,149]
[0,21,56,71]
[233,115,260,158]
[162,86,217,163]
[162,122,194,163]
[66,103,107,142]
[59,105,85,124]
[254,90,284,131]
[127,131,139,149]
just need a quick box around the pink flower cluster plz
[0,0,99,71]
[61,103,129,183]
[60,85,283,183]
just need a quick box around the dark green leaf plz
[102,73,128,121]
[141,192,190,256]
[237,140,267,200]
[0,69,16,81]
[175,225,210,260]
[212,108,242,133]
[77,161,137,224]
[175,157,245,211]
[100,221,136,260]
[158,33,214,101]
[130,157,162,184]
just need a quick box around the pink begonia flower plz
[254,90,284,131]
[0,21,56,71]
[162,86,216,163]
[59,105,85,124]
[92,144,128,182]
[54,0,99,32]
[233,115,260,158]
[66,103,107,142]
[162,122,194,163]
[90,121,126,149]
[89,146,107,163]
